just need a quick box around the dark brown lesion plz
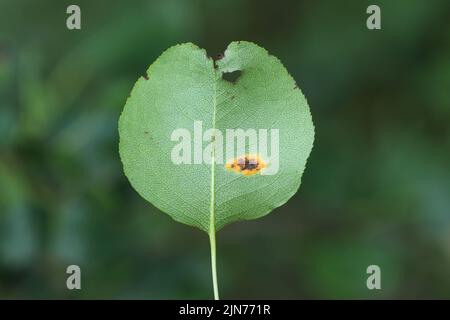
[235,157,258,170]
[226,154,267,176]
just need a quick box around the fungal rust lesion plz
[225,154,267,176]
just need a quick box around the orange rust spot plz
[225,154,267,176]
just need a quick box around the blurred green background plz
[1,0,450,299]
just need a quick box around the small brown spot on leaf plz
[143,72,149,80]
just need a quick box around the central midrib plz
[209,69,218,235]
[208,66,220,300]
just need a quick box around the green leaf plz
[119,41,314,298]
[119,40,314,231]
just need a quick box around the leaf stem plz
[209,229,219,300]
[209,64,219,300]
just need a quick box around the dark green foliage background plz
[1,0,449,298]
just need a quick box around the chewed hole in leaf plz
[225,154,267,176]
[222,70,242,83]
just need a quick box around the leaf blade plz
[119,41,314,233]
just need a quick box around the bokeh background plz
[1,0,450,299]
